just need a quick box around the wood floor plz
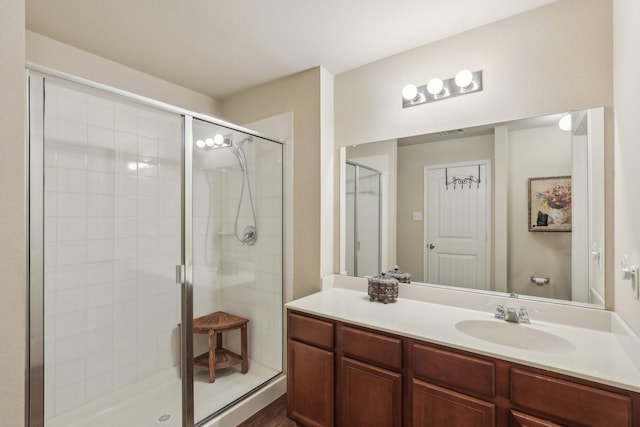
[237,394,298,427]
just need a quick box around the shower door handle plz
[175,264,186,284]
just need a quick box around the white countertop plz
[286,286,640,393]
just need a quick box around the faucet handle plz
[487,302,505,319]
[518,306,537,324]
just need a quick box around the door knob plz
[428,243,435,249]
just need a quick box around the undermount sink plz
[455,320,576,353]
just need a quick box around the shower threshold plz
[46,361,280,427]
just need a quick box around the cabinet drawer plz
[341,326,402,370]
[511,368,632,427]
[413,379,495,427]
[510,410,562,426]
[288,311,335,349]
[412,342,495,399]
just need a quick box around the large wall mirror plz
[340,107,605,308]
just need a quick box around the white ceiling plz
[26,0,557,99]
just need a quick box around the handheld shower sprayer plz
[232,136,257,246]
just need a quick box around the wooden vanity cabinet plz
[287,310,640,427]
[339,326,404,427]
[287,312,336,427]
[411,341,497,426]
[510,368,634,426]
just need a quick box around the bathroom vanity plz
[286,286,640,427]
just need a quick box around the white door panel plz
[425,162,490,289]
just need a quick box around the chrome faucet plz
[491,303,531,323]
[518,306,531,324]
[505,307,519,322]
[493,303,506,320]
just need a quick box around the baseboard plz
[201,375,287,427]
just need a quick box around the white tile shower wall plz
[191,128,284,372]
[220,141,283,371]
[245,112,294,305]
[43,81,182,418]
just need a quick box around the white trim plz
[26,63,282,144]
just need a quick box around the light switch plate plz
[412,211,422,221]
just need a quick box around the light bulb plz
[196,139,206,148]
[455,70,473,88]
[205,138,214,147]
[213,134,225,146]
[558,114,572,131]
[402,84,418,101]
[427,78,444,95]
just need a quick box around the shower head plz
[231,136,252,172]
[234,136,253,149]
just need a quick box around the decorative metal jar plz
[386,265,411,283]
[367,272,399,304]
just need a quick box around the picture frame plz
[528,176,572,232]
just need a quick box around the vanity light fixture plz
[195,133,233,150]
[402,84,418,101]
[455,69,474,89]
[402,69,483,108]
[213,133,225,146]
[558,113,572,131]
[426,77,445,96]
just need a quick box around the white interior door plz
[424,162,490,290]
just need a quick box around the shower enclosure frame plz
[345,161,382,277]
[26,67,285,427]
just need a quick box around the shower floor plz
[46,361,281,427]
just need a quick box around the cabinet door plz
[413,379,495,427]
[510,410,562,427]
[341,357,402,427]
[288,339,334,427]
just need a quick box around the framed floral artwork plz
[528,176,572,232]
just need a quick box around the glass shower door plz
[190,119,283,424]
[32,75,184,427]
[30,72,284,427]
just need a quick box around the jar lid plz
[386,265,411,282]
[368,271,399,286]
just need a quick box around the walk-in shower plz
[195,134,258,247]
[27,71,284,427]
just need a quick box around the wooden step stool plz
[193,311,249,383]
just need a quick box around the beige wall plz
[614,0,640,334]
[507,126,572,300]
[0,1,26,426]
[334,0,612,148]
[333,0,614,297]
[26,31,221,117]
[396,135,494,281]
[222,67,327,298]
